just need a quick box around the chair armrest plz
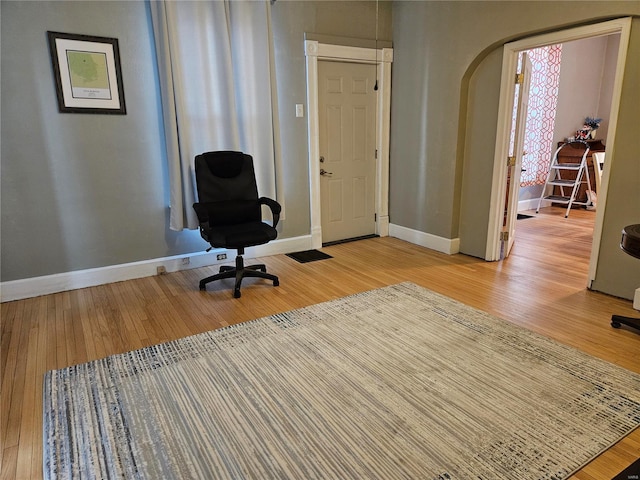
[193,202,217,243]
[193,202,211,225]
[259,197,282,227]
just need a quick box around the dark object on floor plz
[517,213,534,220]
[612,457,640,480]
[286,250,333,263]
[193,151,280,298]
[610,224,640,334]
[620,224,640,259]
[322,234,379,247]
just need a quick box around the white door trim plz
[486,18,632,286]
[305,41,393,248]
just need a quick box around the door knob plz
[320,168,333,176]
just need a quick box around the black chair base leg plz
[199,255,278,298]
[199,268,237,291]
[611,314,640,333]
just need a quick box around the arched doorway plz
[486,18,632,288]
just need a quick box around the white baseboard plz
[634,287,640,311]
[519,198,550,212]
[0,235,313,302]
[389,223,460,255]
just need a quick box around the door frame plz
[305,40,393,248]
[485,18,632,286]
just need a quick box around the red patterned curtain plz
[516,45,563,187]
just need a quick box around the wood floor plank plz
[14,298,43,480]
[53,294,68,370]
[1,206,639,479]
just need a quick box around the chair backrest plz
[195,151,259,202]
[194,151,261,224]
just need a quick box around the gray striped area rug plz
[44,282,640,479]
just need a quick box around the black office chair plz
[193,151,280,298]
[610,224,640,333]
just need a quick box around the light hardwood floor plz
[2,206,639,479]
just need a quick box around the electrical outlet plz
[217,253,227,261]
[157,266,167,275]
[181,257,190,265]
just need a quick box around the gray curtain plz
[151,0,283,231]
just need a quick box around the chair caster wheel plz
[611,321,621,328]
[273,279,279,287]
[199,284,206,291]
[234,289,241,298]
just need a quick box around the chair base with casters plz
[199,247,279,298]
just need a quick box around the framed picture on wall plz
[47,31,126,114]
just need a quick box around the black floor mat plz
[285,250,333,263]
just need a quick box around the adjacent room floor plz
[512,205,597,289]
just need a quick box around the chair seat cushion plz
[205,221,277,249]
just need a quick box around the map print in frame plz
[47,31,126,114]
[67,50,111,99]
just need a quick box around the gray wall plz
[0,1,392,282]
[391,2,639,298]
[1,0,201,281]
[597,34,623,141]
[590,23,640,298]
[553,35,618,146]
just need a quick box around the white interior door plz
[503,53,532,258]
[318,60,377,244]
